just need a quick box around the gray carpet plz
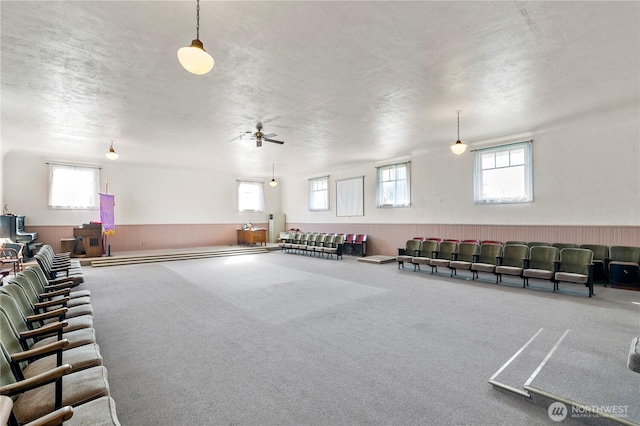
[82,253,640,426]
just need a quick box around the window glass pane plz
[510,148,525,165]
[495,151,510,168]
[49,164,99,209]
[482,153,495,170]
[482,166,525,199]
[376,162,411,208]
[474,141,532,204]
[237,181,265,212]
[308,176,329,211]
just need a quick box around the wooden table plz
[237,229,267,246]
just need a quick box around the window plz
[474,141,533,204]
[237,181,265,212]
[48,163,100,209]
[375,161,410,207]
[308,176,329,211]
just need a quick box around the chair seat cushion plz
[628,337,640,373]
[449,261,472,270]
[555,272,588,284]
[411,257,431,265]
[495,265,523,276]
[523,268,554,279]
[471,263,496,273]
[31,327,97,351]
[22,343,103,379]
[430,259,450,267]
[396,255,413,263]
[65,396,121,426]
[13,366,110,424]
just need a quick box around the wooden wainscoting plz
[285,223,640,256]
[28,223,268,255]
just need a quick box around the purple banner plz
[100,193,115,236]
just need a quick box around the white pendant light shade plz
[450,140,467,155]
[269,178,278,187]
[178,39,214,75]
[106,141,119,160]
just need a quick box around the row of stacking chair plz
[0,261,120,425]
[279,232,368,257]
[278,233,345,259]
[34,245,85,286]
[396,239,605,297]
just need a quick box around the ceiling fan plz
[235,122,284,148]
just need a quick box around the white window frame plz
[473,141,533,204]
[308,176,329,211]
[236,180,265,212]
[48,163,100,209]
[375,161,411,208]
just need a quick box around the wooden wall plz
[28,223,640,257]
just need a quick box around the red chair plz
[353,234,367,256]
[343,234,356,255]
[427,237,443,243]
[413,237,425,241]
[480,240,502,245]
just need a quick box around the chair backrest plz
[404,240,422,254]
[462,239,480,244]
[0,284,37,319]
[579,244,609,261]
[307,234,318,245]
[501,245,529,267]
[0,309,30,372]
[609,246,640,263]
[419,240,439,257]
[558,248,593,275]
[552,243,578,250]
[476,243,503,264]
[334,235,344,246]
[315,234,327,246]
[527,241,551,248]
[435,241,458,260]
[355,234,367,243]
[324,234,336,247]
[528,246,559,270]
[505,241,526,246]
[413,237,425,241]
[345,234,356,244]
[481,240,502,246]
[456,242,479,262]
[428,237,444,243]
[0,293,32,343]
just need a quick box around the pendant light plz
[106,141,119,160]
[177,0,214,75]
[450,110,467,155]
[269,163,278,187]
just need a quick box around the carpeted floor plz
[83,252,640,426]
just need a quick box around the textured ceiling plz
[1,1,638,178]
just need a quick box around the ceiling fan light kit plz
[178,0,214,75]
[238,122,285,148]
[451,110,467,155]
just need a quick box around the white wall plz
[2,103,638,228]
[2,151,281,226]
[284,103,640,226]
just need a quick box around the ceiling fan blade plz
[263,133,277,138]
[264,138,284,145]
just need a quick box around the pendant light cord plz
[196,0,200,40]
[457,110,461,141]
